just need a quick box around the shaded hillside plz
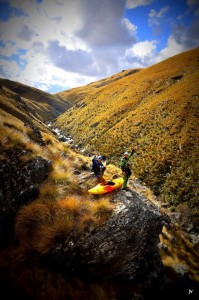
[0,78,71,120]
[55,48,199,209]
[0,85,56,137]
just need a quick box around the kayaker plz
[91,155,106,183]
[120,148,135,190]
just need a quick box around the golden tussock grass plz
[15,194,114,255]
[72,155,90,171]
[25,141,44,154]
[55,48,199,209]
[15,201,75,254]
[48,162,78,185]
[37,181,62,201]
[0,128,33,153]
[90,198,113,223]
[159,226,199,282]
[42,132,55,145]
[42,132,68,152]
[58,196,81,215]
[49,166,68,182]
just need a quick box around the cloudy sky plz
[0,0,199,94]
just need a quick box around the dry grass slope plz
[0,67,198,299]
[0,78,70,119]
[0,88,115,298]
[55,48,199,209]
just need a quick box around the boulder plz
[0,151,51,247]
[45,190,169,294]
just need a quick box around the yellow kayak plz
[88,177,123,194]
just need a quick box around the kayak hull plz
[88,177,123,194]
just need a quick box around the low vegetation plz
[55,48,199,210]
[0,48,198,299]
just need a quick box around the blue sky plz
[0,0,199,94]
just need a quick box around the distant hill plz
[55,48,199,209]
[0,78,71,120]
[57,68,141,104]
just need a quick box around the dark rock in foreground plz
[45,190,170,297]
[0,150,51,248]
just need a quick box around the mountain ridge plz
[0,78,71,119]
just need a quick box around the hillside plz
[0,78,71,120]
[55,48,199,209]
[0,64,198,299]
[57,68,141,104]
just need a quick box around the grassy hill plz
[0,78,71,120]
[0,57,198,298]
[55,48,199,209]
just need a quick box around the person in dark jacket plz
[120,148,135,190]
[92,155,106,183]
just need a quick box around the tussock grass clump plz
[15,201,75,254]
[42,132,55,145]
[159,226,199,282]
[73,155,89,171]
[15,195,114,254]
[37,181,62,201]
[49,165,68,182]
[0,116,30,148]
[90,198,113,223]
[58,196,81,216]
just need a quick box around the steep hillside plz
[57,68,141,104]
[55,48,199,209]
[0,78,71,120]
[0,70,198,299]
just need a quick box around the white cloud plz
[75,0,136,47]
[144,19,199,65]
[126,0,153,9]
[0,41,18,56]
[0,0,138,92]
[157,36,186,62]
[122,18,137,34]
[121,40,157,68]
[148,6,169,26]
[0,59,21,78]
[130,41,157,57]
[0,0,198,93]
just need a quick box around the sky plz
[0,0,199,94]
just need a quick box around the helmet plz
[124,152,129,155]
[98,155,103,160]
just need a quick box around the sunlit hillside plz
[0,78,70,120]
[55,48,199,209]
[57,68,141,104]
[0,70,198,299]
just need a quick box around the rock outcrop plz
[43,189,170,297]
[0,149,51,248]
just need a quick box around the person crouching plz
[92,155,106,184]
